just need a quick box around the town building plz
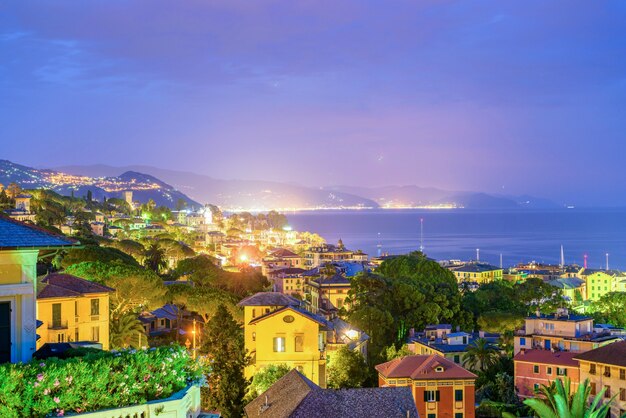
[244,369,418,418]
[449,262,503,284]
[574,340,626,417]
[579,269,626,301]
[305,272,351,314]
[513,310,620,355]
[261,248,304,277]
[0,216,78,363]
[408,325,500,365]
[513,349,580,399]
[4,193,37,222]
[303,240,367,268]
[376,354,477,418]
[239,292,329,387]
[547,277,586,302]
[36,273,114,350]
[268,267,306,294]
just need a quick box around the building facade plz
[513,349,580,399]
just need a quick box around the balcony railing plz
[48,320,69,330]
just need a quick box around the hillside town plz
[1,184,626,418]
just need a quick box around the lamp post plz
[192,318,197,359]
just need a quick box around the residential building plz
[268,267,306,295]
[376,354,477,418]
[36,273,114,350]
[408,326,500,365]
[450,262,503,284]
[0,216,78,363]
[238,292,329,387]
[4,193,37,222]
[579,269,626,301]
[514,310,620,355]
[261,248,304,277]
[305,273,351,314]
[244,369,418,418]
[547,277,586,302]
[513,349,580,399]
[303,240,367,268]
[575,341,626,418]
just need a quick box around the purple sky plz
[2,1,626,204]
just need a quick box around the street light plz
[346,329,358,340]
[192,318,197,359]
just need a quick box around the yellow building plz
[575,340,626,417]
[547,277,586,302]
[305,273,351,313]
[303,240,367,268]
[579,269,625,301]
[450,263,503,284]
[37,273,114,350]
[238,292,328,387]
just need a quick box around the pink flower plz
[57,410,64,416]
[34,382,40,387]
[39,362,45,367]
[53,396,60,404]
[143,374,150,382]
[53,379,60,387]
[65,376,73,384]
[37,373,44,382]
[43,389,50,395]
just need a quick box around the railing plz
[73,384,201,418]
[48,320,68,330]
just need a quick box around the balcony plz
[48,320,68,330]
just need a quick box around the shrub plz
[0,345,203,417]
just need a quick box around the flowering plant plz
[0,345,204,417]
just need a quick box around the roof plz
[579,268,624,277]
[269,248,300,258]
[38,273,114,299]
[526,313,592,322]
[547,277,586,289]
[244,369,418,418]
[270,268,306,276]
[248,306,328,328]
[514,349,579,367]
[0,215,78,249]
[452,263,501,273]
[376,354,477,380]
[311,273,351,286]
[238,292,301,307]
[574,340,626,367]
[425,324,453,331]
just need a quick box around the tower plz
[476,248,480,262]
[419,218,424,253]
[560,245,565,269]
[584,254,588,269]
[606,253,609,271]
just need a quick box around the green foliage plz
[588,291,626,327]
[477,311,525,334]
[0,346,202,417]
[384,344,413,361]
[201,304,248,418]
[245,364,292,402]
[167,284,240,320]
[326,346,369,389]
[462,338,500,373]
[144,243,168,274]
[61,245,139,269]
[503,378,623,418]
[65,261,167,315]
[110,312,147,349]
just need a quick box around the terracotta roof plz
[0,215,78,249]
[270,248,300,258]
[514,349,579,367]
[238,292,301,307]
[270,268,306,276]
[244,369,418,418]
[38,273,114,299]
[375,354,477,380]
[574,340,626,367]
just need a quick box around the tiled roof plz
[514,349,579,367]
[574,340,626,367]
[526,313,591,322]
[38,273,114,299]
[547,277,586,289]
[270,268,306,276]
[244,369,418,418]
[0,216,78,249]
[452,263,501,273]
[376,354,477,380]
[238,292,301,307]
[311,273,350,286]
[269,248,300,258]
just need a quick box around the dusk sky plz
[2,1,626,204]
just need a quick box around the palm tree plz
[503,377,622,418]
[143,242,167,274]
[462,337,499,373]
[110,313,147,349]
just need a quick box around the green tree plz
[516,277,564,314]
[385,344,413,361]
[110,312,146,349]
[245,364,292,402]
[462,338,500,373]
[503,378,622,418]
[589,292,626,327]
[143,243,167,274]
[61,245,139,269]
[201,304,248,418]
[326,346,369,389]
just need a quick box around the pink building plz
[514,349,580,398]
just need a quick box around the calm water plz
[286,209,626,270]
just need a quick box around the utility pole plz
[606,253,609,271]
[419,218,424,253]
[476,248,480,262]
[192,318,197,359]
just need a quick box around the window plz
[533,365,540,374]
[295,335,304,352]
[52,303,62,328]
[252,309,256,318]
[74,300,79,318]
[590,364,596,375]
[428,414,436,418]
[520,337,526,346]
[455,389,463,401]
[547,367,553,375]
[605,386,611,398]
[454,355,460,363]
[424,390,439,402]
[252,332,256,342]
[604,367,611,378]
[91,326,100,342]
[57,333,65,343]
[620,388,626,402]
[534,383,540,391]
[557,367,567,376]
[273,337,286,352]
[455,414,464,418]
[590,382,597,396]
[90,299,99,316]
[74,328,79,342]
[621,369,625,380]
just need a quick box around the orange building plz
[513,349,580,399]
[376,354,477,418]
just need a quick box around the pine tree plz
[201,304,249,418]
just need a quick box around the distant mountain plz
[0,160,199,209]
[53,163,558,210]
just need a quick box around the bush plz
[0,345,203,417]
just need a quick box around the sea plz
[286,208,626,270]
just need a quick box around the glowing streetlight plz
[346,329,358,340]
[239,254,249,263]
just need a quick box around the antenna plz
[419,218,424,253]
[606,253,609,271]
[500,253,503,269]
[476,248,480,262]
[560,245,565,269]
[584,254,588,269]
